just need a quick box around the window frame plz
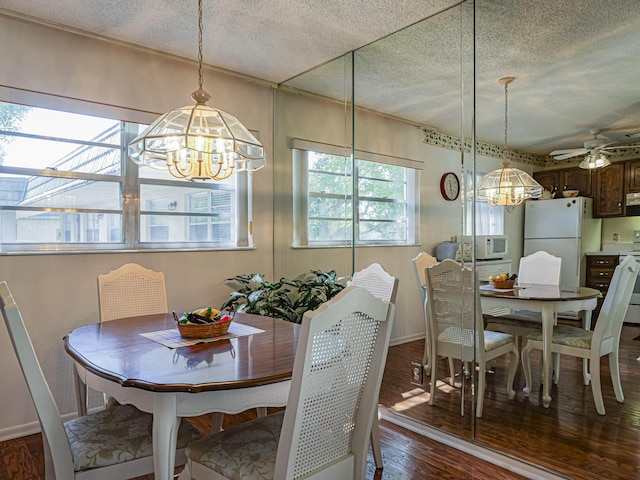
[291,138,422,247]
[465,169,505,236]
[0,101,255,253]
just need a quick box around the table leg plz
[153,394,180,480]
[541,304,555,408]
[73,364,87,417]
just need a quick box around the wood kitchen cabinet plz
[533,167,592,196]
[586,254,619,319]
[593,162,625,217]
[626,159,640,193]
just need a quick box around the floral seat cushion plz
[185,410,284,479]
[526,324,593,350]
[64,404,199,472]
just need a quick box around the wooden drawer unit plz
[586,255,619,317]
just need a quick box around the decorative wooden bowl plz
[489,279,515,289]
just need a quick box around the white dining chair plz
[485,251,562,366]
[0,280,199,479]
[97,262,168,322]
[177,285,395,480]
[412,252,457,386]
[74,263,169,415]
[522,256,639,415]
[425,259,518,418]
[351,262,398,470]
[485,251,563,381]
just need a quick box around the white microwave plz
[475,235,508,260]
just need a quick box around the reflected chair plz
[0,280,199,479]
[351,262,398,470]
[177,285,395,480]
[412,252,456,383]
[485,251,562,375]
[522,255,639,415]
[425,259,518,418]
[75,263,169,415]
[486,251,562,336]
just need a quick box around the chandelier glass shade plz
[477,77,542,206]
[128,0,265,181]
[579,151,611,169]
[477,158,543,206]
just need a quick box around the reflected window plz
[293,144,420,246]
[0,101,254,251]
[466,170,504,235]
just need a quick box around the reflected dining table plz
[480,283,601,408]
[64,312,300,480]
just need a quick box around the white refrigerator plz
[523,196,601,288]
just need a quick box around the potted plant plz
[221,270,346,324]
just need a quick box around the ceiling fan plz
[549,129,638,160]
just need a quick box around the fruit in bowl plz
[174,307,235,339]
[177,307,232,325]
[488,273,517,289]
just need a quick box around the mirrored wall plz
[274,1,640,478]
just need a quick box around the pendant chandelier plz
[477,77,542,206]
[128,0,266,181]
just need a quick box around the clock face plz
[440,172,460,201]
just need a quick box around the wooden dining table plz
[64,312,300,480]
[480,283,601,408]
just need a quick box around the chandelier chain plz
[197,0,204,91]
[504,81,508,149]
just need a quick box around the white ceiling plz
[1,0,639,157]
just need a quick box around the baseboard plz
[389,332,425,347]
[379,407,571,480]
[0,410,91,443]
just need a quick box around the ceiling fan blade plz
[602,144,640,150]
[549,148,582,155]
[552,150,588,160]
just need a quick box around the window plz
[0,101,254,251]
[292,139,421,246]
[466,169,504,235]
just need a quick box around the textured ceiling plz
[1,0,639,157]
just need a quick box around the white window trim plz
[291,138,422,247]
[0,99,255,253]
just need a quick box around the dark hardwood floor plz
[378,322,640,480]
[0,407,527,479]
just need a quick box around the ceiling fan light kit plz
[579,151,611,169]
[477,77,543,206]
[550,128,638,168]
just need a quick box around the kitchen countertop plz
[586,243,640,256]
[586,251,640,256]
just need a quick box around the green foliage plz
[307,151,407,242]
[0,104,31,164]
[220,270,347,324]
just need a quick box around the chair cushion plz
[64,404,198,472]
[186,410,284,480]
[526,325,593,349]
[483,330,517,350]
[438,326,514,351]
[485,311,542,329]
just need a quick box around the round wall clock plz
[440,172,460,201]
